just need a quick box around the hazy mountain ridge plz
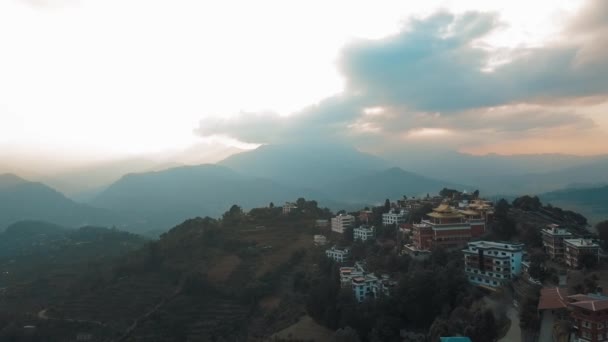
[401,152,608,195]
[324,167,467,204]
[0,175,125,230]
[91,164,328,230]
[220,143,389,188]
[5,145,608,234]
[540,185,608,225]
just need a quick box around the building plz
[569,293,608,342]
[339,262,366,286]
[353,226,375,241]
[359,210,373,224]
[315,219,329,228]
[564,239,600,269]
[351,273,395,303]
[458,209,486,237]
[411,204,484,250]
[463,241,524,288]
[467,199,495,223]
[325,246,350,263]
[313,235,328,246]
[541,224,573,260]
[339,262,396,302]
[282,202,297,215]
[538,288,608,342]
[331,214,355,234]
[352,274,379,302]
[382,209,408,226]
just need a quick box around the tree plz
[465,309,497,342]
[512,196,542,211]
[596,220,608,248]
[528,251,547,281]
[334,326,361,342]
[519,293,541,332]
[269,202,274,208]
[494,199,510,218]
[384,199,391,213]
[580,253,598,270]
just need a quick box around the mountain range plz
[2,143,608,234]
[0,174,122,231]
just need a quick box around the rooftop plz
[458,209,482,216]
[538,287,568,310]
[564,239,600,248]
[465,240,524,251]
[541,226,572,236]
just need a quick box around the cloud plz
[197,0,608,154]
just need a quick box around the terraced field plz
[129,295,250,342]
[52,273,175,331]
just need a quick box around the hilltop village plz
[0,188,607,342]
[283,189,605,342]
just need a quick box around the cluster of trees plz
[306,248,493,341]
[428,306,498,342]
[490,199,518,240]
[596,220,608,248]
[439,188,480,201]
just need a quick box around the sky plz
[1,0,607,174]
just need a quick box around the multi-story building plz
[282,202,297,215]
[359,210,373,224]
[382,209,408,226]
[411,204,485,250]
[331,214,355,234]
[339,262,366,286]
[463,241,524,288]
[351,274,396,303]
[339,262,396,302]
[538,289,608,342]
[458,209,486,237]
[412,223,434,251]
[315,219,329,228]
[313,235,328,246]
[564,239,600,269]
[354,226,375,241]
[467,199,495,223]
[325,246,350,263]
[541,224,573,260]
[569,293,608,342]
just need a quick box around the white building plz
[382,209,408,226]
[282,202,297,215]
[339,262,366,286]
[313,235,328,246]
[564,239,600,269]
[463,241,524,288]
[331,214,355,234]
[351,273,396,303]
[325,246,350,263]
[315,219,329,228]
[354,226,375,241]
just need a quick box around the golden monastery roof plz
[434,204,454,213]
[459,209,482,216]
[428,212,464,219]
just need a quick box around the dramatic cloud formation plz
[197,0,608,155]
